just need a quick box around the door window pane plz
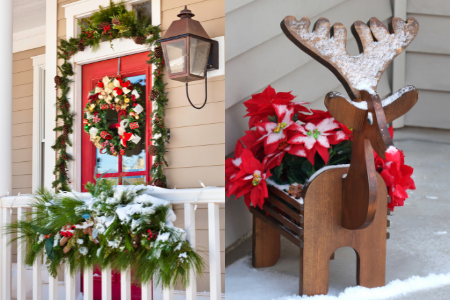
[96,148,119,174]
[123,176,146,185]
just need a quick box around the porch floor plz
[226,129,450,300]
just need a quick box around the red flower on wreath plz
[97,82,104,88]
[93,115,101,124]
[113,87,123,95]
[226,149,271,209]
[244,85,309,128]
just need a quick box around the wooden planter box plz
[250,167,390,296]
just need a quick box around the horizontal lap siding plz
[162,0,225,293]
[404,5,450,129]
[12,46,45,194]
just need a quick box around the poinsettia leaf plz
[267,115,278,123]
[45,237,56,261]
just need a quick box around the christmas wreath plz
[83,75,146,156]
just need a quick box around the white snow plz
[426,196,438,200]
[274,273,450,300]
[434,231,447,235]
[307,164,350,183]
[328,92,368,110]
[226,256,450,300]
[381,86,415,107]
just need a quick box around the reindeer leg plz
[252,214,280,268]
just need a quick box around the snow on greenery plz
[4,179,203,287]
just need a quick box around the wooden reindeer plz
[250,16,419,296]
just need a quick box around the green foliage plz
[270,141,353,186]
[54,0,168,190]
[5,183,203,286]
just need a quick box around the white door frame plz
[63,0,161,192]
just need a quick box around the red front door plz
[81,52,152,299]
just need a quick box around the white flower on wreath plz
[122,87,131,95]
[113,78,121,87]
[102,76,111,87]
[94,86,103,94]
[108,82,115,90]
[131,89,140,99]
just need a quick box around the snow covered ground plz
[226,136,450,300]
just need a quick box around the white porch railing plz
[0,186,225,300]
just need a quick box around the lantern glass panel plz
[189,37,211,77]
[163,39,187,75]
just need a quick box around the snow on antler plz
[281,16,419,99]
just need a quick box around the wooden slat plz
[84,268,94,300]
[121,269,131,299]
[1,208,12,300]
[17,207,27,300]
[101,267,112,300]
[184,203,197,300]
[208,202,222,300]
[251,207,302,247]
[263,203,303,236]
[268,186,303,211]
[141,280,153,300]
[266,195,303,224]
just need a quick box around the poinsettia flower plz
[256,104,300,155]
[288,118,347,164]
[225,140,245,191]
[244,85,309,128]
[122,87,131,95]
[113,87,123,97]
[297,109,332,125]
[97,82,104,88]
[226,149,271,209]
[113,78,122,87]
[102,76,111,87]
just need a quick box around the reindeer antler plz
[281,16,419,99]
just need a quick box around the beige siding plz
[162,0,225,292]
[12,46,45,194]
[404,2,450,129]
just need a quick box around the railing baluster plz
[84,267,94,300]
[163,287,174,300]
[1,207,12,300]
[49,275,58,300]
[101,266,112,300]
[65,264,76,300]
[121,268,131,299]
[185,202,197,300]
[17,207,27,300]
[208,203,221,300]
[141,279,153,300]
[32,207,42,300]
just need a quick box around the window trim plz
[31,54,46,192]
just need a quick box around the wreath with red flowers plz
[83,75,146,156]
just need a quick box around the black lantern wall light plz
[158,6,219,109]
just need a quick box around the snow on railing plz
[0,186,225,300]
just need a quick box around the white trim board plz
[13,26,46,53]
[31,54,46,192]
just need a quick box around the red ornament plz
[120,149,125,155]
[101,131,112,140]
[101,104,109,110]
[130,122,139,130]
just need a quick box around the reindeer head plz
[282,16,420,229]
[281,16,419,158]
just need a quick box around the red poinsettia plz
[374,128,415,211]
[226,149,271,209]
[225,140,245,191]
[113,87,123,95]
[244,85,309,128]
[288,118,349,164]
[97,82,104,88]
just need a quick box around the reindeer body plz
[251,15,419,296]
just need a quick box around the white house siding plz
[404,0,450,129]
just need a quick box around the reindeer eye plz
[367,112,373,125]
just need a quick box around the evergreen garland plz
[5,180,203,286]
[53,1,168,191]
